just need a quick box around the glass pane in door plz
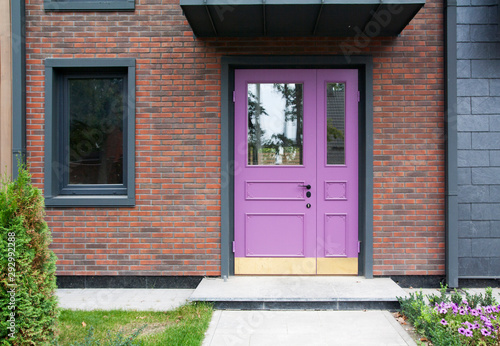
[247,83,303,166]
[326,83,345,165]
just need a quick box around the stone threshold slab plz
[190,276,409,303]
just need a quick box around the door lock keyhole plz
[306,203,311,208]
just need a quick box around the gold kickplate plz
[235,257,358,275]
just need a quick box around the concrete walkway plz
[202,310,416,346]
[55,285,500,346]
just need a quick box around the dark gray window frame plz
[44,58,136,207]
[44,0,134,11]
[220,56,374,278]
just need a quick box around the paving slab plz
[202,310,417,346]
[57,289,194,311]
[190,276,408,310]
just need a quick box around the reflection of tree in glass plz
[247,87,268,165]
[69,78,124,184]
[247,83,303,165]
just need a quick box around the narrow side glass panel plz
[326,83,345,165]
[247,83,303,166]
[68,78,124,184]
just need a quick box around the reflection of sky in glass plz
[248,83,297,142]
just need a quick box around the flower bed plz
[398,286,500,346]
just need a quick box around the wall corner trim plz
[445,0,459,288]
[11,0,26,177]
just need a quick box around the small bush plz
[0,166,59,345]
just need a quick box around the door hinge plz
[232,241,236,253]
[357,91,360,102]
[233,91,236,103]
[358,241,361,253]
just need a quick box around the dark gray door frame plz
[220,56,374,278]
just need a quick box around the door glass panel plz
[326,83,345,165]
[247,83,303,166]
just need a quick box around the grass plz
[56,302,213,346]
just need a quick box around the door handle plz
[299,184,311,190]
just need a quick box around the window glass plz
[247,83,303,166]
[68,78,124,185]
[326,83,346,165]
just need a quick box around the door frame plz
[220,56,374,278]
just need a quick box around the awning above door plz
[180,0,425,37]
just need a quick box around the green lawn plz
[56,302,213,346]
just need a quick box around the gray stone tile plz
[472,60,500,78]
[471,203,500,220]
[490,151,500,166]
[458,132,471,149]
[457,0,470,6]
[471,0,498,5]
[459,203,471,220]
[459,257,490,276]
[457,6,496,24]
[472,167,500,184]
[489,115,500,130]
[458,150,489,167]
[458,79,489,96]
[459,239,472,257]
[491,221,500,236]
[458,184,490,202]
[457,60,471,78]
[489,186,500,201]
[457,115,487,133]
[459,220,491,237]
[472,132,500,149]
[457,24,471,42]
[471,238,500,256]
[457,43,491,59]
[458,97,471,115]
[458,168,472,184]
[488,258,500,276]
[472,97,500,115]
[470,25,499,42]
[489,80,500,96]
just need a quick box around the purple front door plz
[234,69,358,275]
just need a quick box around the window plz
[44,0,134,11]
[44,58,135,207]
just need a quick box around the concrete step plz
[189,276,408,310]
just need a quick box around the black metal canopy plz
[180,0,425,37]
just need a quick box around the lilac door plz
[234,69,358,275]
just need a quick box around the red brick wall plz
[25,0,445,276]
